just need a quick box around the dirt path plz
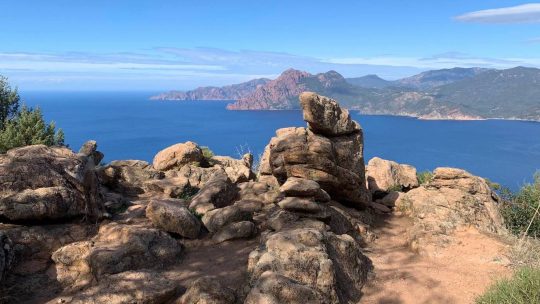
[360,215,511,304]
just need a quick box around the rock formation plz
[259,92,371,208]
[0,143,104,222]
[366,157,419,193]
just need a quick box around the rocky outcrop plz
[51,222,182,289]
[98,160,164,196]
[395,167,505,252]
[0,144,104,222]
[146,199,201,238]
[177,276,236,304]
[366,157,419,193]
[153,141,205,171]
[258,92,370,208]
[246,228,372,304]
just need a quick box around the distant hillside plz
[430,66,540,120]
[152,66,540,121]
[396,67,490,90]
[150,78,270,101]
[346,75,394,89]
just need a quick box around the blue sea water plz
[21,91,540,190]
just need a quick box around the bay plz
[21,91,540,190]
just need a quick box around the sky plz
[1,0,540,91]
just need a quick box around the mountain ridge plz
[151,66,540,121]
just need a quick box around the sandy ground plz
[360,215,511,304]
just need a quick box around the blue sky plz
[1,0,540,90]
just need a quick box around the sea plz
[20,91,540,190]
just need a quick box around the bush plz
[0,106,64,153]
[500,173,540,238]
[200,146,214,160]
[476,267,540,304]
[417,171,433,185]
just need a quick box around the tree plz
[0,76,20,129]
[0,106,65,153]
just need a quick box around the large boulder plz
[146,199,201,238]
[366,157,419,192]
[153,141,204,171]
[51,223,182,289]
[176,276,235,304]
[0,144,104,222]
[189,172,238,215]
[212,221,256,243]
[98,160,164,196]
[396,167,505,251]
[246,227,371,304]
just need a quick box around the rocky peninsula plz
[0,92,511,303]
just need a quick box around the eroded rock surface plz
[396,167,505,251]
[52,222,182,289]
[0,144,104,222]
[153,141,204,171]
[177,277,235,304]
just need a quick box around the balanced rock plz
[52,223,182,289]
[366,157,419,192]
[258,93,370,208]
[299,92,360,136]
[153,141,204,171]
[177,276,235,304]
[146,200,201,238]
[0,144,104,222]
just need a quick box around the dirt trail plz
[360,215,511,304]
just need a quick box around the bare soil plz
[360,214,511,304]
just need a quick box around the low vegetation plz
[499,172,540,238]
[200,146,214,160]
[417,170,433,185]
[476,267,540,304]
[0,76,64,153]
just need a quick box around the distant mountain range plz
[151,66,540,121]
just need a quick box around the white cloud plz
[455,3,540,23]
[324,53,540,69]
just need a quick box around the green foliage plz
[484,178,501,191]
[500,172,540,238]
[417,171,433,185]
[0,106,64,153]
[200,146,214,160]
[476,267,540,304]
[0,76,20,129]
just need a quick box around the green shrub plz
[417,171,433,185]
[0,106,64,153]
[476,267,540,304]
[176,184,200,201]
[200,146,214,160]
[387,184,404,192]
[500,173,540,238]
